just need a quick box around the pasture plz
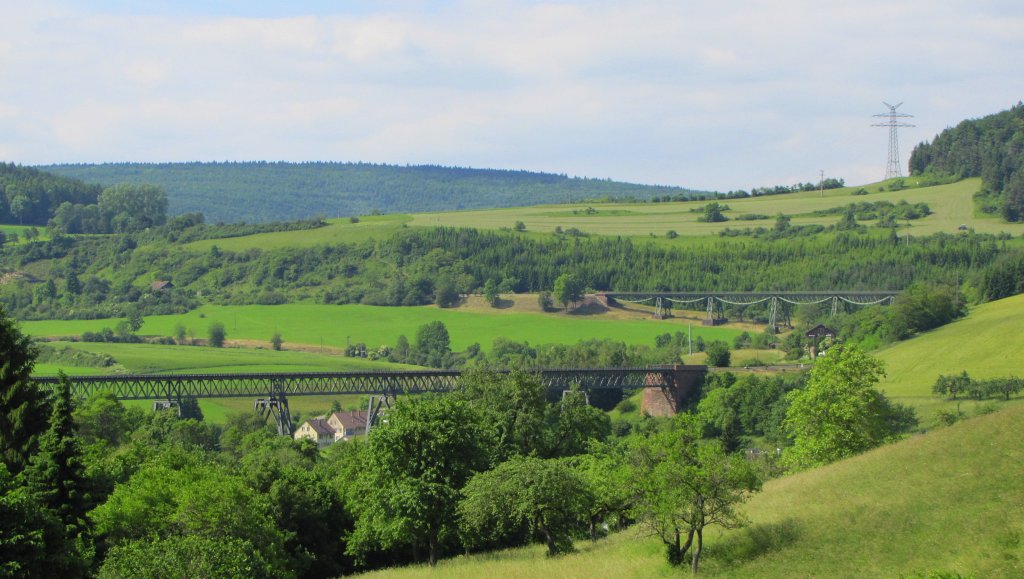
[21,302,743,353]
[875,292,1024,422]
[406,178,1024,238]
[183,213,411,251]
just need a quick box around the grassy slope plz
[20,303,742,353]
[364,405,1024,578]
[876,293,1024,421]
[406,178,1024,238]
[183,214,412,252]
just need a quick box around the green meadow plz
[875,292,1024,422]
[0,223,50,243]
[21,303,742,353]
[31,341,413,375]
[184,213,411,251]
[362,404,1024,578]
[406,178,1024,238]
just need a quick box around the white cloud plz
[0,1,1022,190]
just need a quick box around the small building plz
[150,280,174,291]
[327,410,369,441]
[294,410,370,448]
[805,324,837,358]
[293,418,337,449]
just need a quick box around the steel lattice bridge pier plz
[35,367,706,435]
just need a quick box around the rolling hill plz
[38,162,708,224]
[361,403,1024,578]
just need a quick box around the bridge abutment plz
[641,365,707,417]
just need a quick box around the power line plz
[872,102,915,180]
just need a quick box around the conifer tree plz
[27,374,91,535]
[0,306,48,474]
[26,374,93,576]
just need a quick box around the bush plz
[705,340,731,367]
[270,332,283,351]
[208,322,226,347]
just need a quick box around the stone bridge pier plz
[641,365,707,417]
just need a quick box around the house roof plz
[302,418,336,437]
[330,410,368,429]
[805,324,837,338]
[150,280,173,291]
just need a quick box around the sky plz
[1,1,1022,192]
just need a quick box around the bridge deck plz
[34,367,707,400]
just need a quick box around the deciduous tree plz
[784,343,915,470]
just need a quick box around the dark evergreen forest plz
[909,102,1024,221]
[39,162,709,224]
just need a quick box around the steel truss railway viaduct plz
[596,291,900,326]
[36,366,707,435]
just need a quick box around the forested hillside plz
[40,162,708,224]
[0,219,1005,323]
[909,102,1024,221]
[0,163,102,225]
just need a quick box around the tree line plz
[1,220,1010,322]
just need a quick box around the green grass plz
[406,178,1024,239]
[183,214,411,251]
[363,404,1024,578]
[20,303,742,353]
[30,341,412,375]
[874,293,1024,423]
[0,224,50,244]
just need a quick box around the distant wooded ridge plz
[39,162,709,224]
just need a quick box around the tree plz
[126,307,144,334]
[513,220,526,232]
[548,386,610,458]
[73,391,140,447]
[699,202,728,223]
[569,441,636,541]
[483,279,500,307]
[91,460,292,574]
[553,273,584,311]
[783,344,915,470]
[773,212,791,233]
[97,183,168,232]
[414,321,451,368]
[270,332,283,351]
[434,280,459,308]
[630,415,761,572]
[932,371,972,400]
[459,455,592,556]
[0,306,48,474]
[208,322,226,348]
[174,323,187,344]
[538,291,554,311]
[26,375,93,574]
[456,370,548,461]
[348,396,491,566]
[704,340,731,367]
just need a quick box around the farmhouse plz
[293,410,369,447]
